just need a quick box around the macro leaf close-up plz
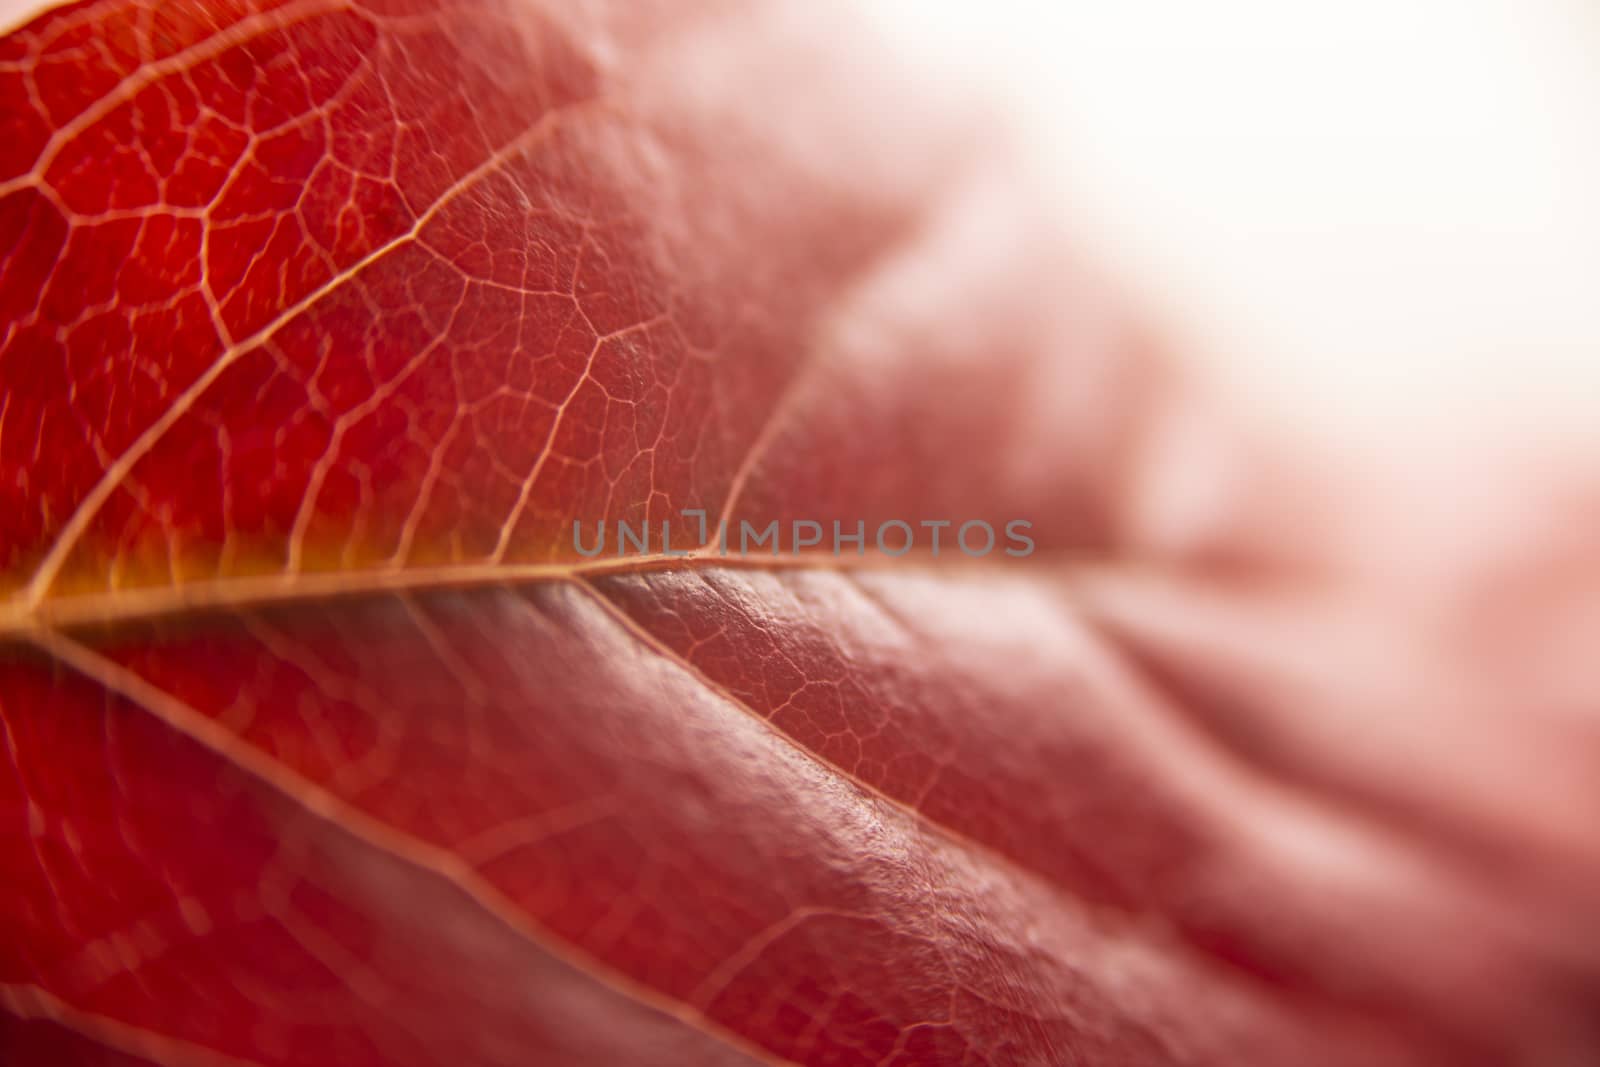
[1,1,1597,1065]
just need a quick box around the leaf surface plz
[2,2,1596,1065]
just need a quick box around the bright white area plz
[868,0,1600,456]
[0,0,43,35]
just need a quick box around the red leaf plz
[1,2,1595,1065]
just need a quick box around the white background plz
[871,0,1600,458]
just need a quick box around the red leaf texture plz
[1,2,1596,1065]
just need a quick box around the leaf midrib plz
[0,549,1093,637]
